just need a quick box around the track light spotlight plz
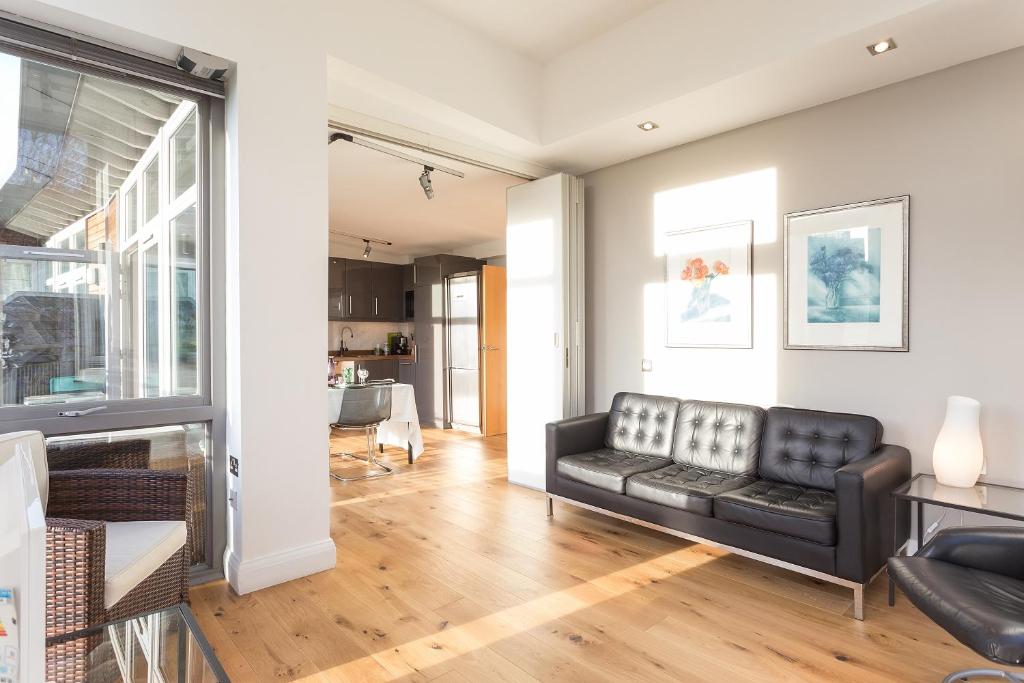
[419,166,435,200]
[362,240,372,258]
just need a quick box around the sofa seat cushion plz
[104,520,187,609]
[625,464,755,516]
[714,480,837,545]
[556,449,667,493]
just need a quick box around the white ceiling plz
[327,135,524,257]
[327,0,1024,174]
[419,0,662,63]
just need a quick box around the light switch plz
[641,359,653,372]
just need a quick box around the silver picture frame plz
[783,195,909,351]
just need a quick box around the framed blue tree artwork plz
[665,221,753,348]
[784,196,909,351]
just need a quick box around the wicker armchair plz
[46,438,152,471]
[43,443,192,682]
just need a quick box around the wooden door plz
[481,265,507,436]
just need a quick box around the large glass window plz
[0,48,205,406]
[172,206,197,395]
[0,23,220,578]
[171,112,196,200]
[143,158,159,224]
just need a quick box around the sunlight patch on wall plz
[644,168,779,406]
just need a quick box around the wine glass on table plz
[357,368,369,385]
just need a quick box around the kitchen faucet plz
[340,326,354,353]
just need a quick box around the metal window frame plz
[0,13,225,99]
[0,22,227,578]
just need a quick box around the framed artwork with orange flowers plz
[665,220,753,348]
[784,195,909,351]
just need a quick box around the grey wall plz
[583,47,1024,484]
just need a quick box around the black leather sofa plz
[546,392,911,619]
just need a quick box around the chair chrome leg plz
[329,426,394,482]
[546,496,553,518]
[852,584,864,621]
[943,669,1024,683]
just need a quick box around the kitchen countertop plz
[330,352,415,362]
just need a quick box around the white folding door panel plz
[506,173,584,490]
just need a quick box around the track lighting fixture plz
[362,240,372,258]
[328,131,464,201]
[419,167,434,200]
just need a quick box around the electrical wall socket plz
[641,359,653,372]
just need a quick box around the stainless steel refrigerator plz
[446,273,480,431]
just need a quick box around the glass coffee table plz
[48,603,229,682]
[888,473,1024,606]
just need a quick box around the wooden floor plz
[191,428,989,682]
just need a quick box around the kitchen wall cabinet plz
[371,262,403,320]
[327,257,406,322]
[328,258,347,321]
[345,259,373,318]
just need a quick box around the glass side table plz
[47,603,229,682]
[889,473,1024,606]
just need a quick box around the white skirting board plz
[225,537,337,595]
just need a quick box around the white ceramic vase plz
[932,396,984,488]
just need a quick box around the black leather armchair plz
[888,527,1024,682]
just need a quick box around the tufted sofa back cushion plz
[759,407,882,491]
[671,400,765,475]
[605,392,680,459]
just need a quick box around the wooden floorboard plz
[192,428,992,681]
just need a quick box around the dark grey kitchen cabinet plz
[345,259,373,318]
[354,358,399,382]
[412,255,441,287]
[370,262,403,320]
[402,263,415,291]
[328,257,406,321]
[328,258,347,320]
[398,359,415,386]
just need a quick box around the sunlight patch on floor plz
[296,546,717,680]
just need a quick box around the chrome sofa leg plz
[943,669,1024,683]
[546,496,553,518]
[852,584,864,621]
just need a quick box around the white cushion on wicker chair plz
[104,520,187,609]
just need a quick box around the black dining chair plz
[329,383,394,481]
[888,526,1024,683]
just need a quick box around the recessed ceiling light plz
[637,121,659,131]
[867,38,897,56]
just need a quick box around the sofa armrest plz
[834,444,912,583]
[45,518,107,638]
[48,469,190,523]
[917,526,1024,580]
[545,412,609,493]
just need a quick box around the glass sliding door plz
[0,34,222,574]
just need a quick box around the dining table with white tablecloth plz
[327,382,424,462]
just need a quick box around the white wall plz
[584,47,1024,485]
